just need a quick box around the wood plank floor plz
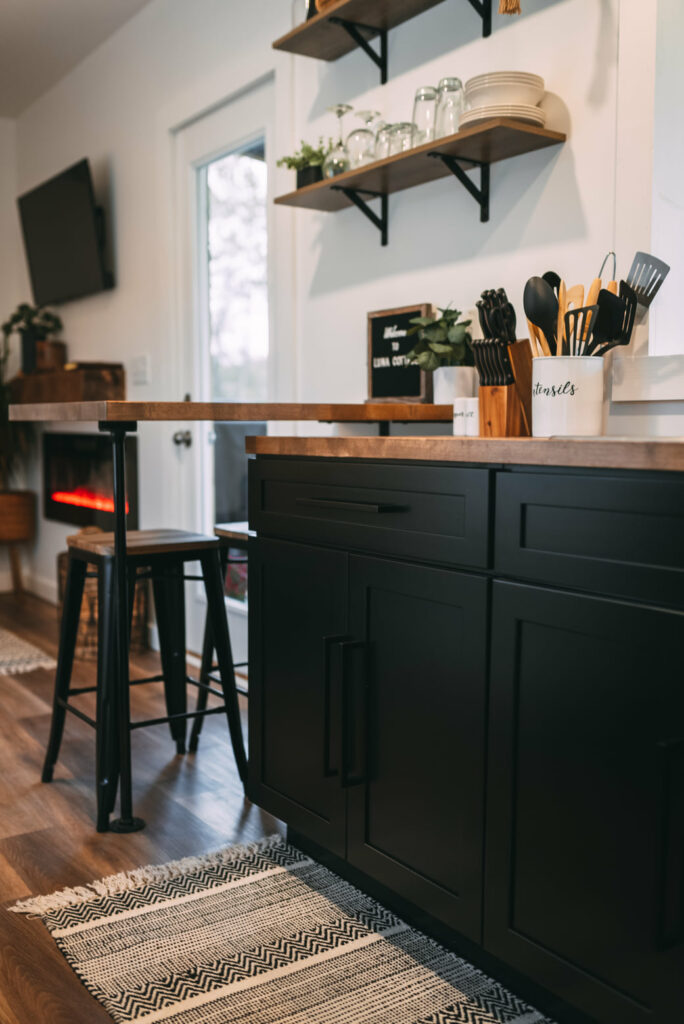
[0,591,282,1024]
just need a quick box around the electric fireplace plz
[43,432,139,529]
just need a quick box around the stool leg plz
[189,616,213,753]
[153,566,187,755]
[200,551,247,784]
[42,556,87,783]
[95,559,117,831]
[101,568,138,825]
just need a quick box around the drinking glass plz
[434,77,464,139]
[388,122,415,156]
[323,103,353,178]
[375,123,394,159]
[347,110,381,168]
[411,86,438,146]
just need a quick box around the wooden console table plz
[9,400,451,831]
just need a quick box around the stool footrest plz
[130,704,228,730]
[57,698,97,729]
[186,676,225,700]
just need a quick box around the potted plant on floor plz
[277,139,331,189]
[406,306,476,404]
[0,309,45,590]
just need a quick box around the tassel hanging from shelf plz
[499,0,522,13]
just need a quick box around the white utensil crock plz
[432,365,477,404]
[532,356,604,437]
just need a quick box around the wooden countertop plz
[245,435,684,473]
[8,401,453,423]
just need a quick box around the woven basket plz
[57,529,148,660]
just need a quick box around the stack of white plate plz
[460,72,545,129]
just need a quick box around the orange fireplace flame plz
[51,488,130,514]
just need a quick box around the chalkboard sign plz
[367,304,434,403]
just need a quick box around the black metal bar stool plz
[190,522,253,753]
[41,528,248,832]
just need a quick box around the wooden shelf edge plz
[274,120,566,212]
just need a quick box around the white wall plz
[1,0,675,596]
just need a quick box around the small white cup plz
[532,356,604,437]
[452,397,479,436]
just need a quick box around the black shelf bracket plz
[464,0,492,38]
[331,186,388,245]
[428,152,490,222]
[329,17,388,84]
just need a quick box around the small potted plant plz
[2,303,64,374]
[407,306,476,404]
[0,322,37,590]
[277,138,331,189]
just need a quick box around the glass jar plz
[434,77,464,139]
[347,110,381,168]
[388,122,415,156]
[375,123,394,160]
[411,86,438,146]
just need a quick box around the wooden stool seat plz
[67,528,223,560]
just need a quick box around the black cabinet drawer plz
[249,458,490,569]
[495,470,684,607]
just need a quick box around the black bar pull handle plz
[339,640,369,788]
[656,737,684,949]
[296,497,406,514]
[322,635,349,777]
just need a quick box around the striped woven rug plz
[11,835,554,1023]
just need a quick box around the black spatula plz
[626,251,670,308]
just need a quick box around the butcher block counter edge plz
[244,435,684,473]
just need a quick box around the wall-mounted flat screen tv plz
[17,158,114,306]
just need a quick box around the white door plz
[174,78,274,658]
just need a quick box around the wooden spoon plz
[584,278,602,340]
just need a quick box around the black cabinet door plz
[486,581,684,1024]
[346,555,488,941]
[248,538,348,856]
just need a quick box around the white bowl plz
[466,80,544,108]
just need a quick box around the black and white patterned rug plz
[11,835,555,1023]
[0,626,56,675]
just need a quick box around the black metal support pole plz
[99,420,145,833]
[378,422,390,437]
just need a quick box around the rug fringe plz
[9,833,286,917]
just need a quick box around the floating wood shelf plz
[273,0,492,83]
[275,119,566,241]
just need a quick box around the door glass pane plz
[204,138,268,401]
[197,136,268,600]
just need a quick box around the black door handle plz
[338,640,368,788]
[296,496,406,514]
[322,634,350,777]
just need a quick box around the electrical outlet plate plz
[130,354,150,386]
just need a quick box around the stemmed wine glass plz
[323,103,353,178]
[347,110,381,168]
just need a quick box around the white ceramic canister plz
[452,397,479,436]
[531,356,604,437]
[432,365,477,404]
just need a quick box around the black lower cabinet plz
[346,556,488,940]
[248,538,348,856]
[485,580,684,1024]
